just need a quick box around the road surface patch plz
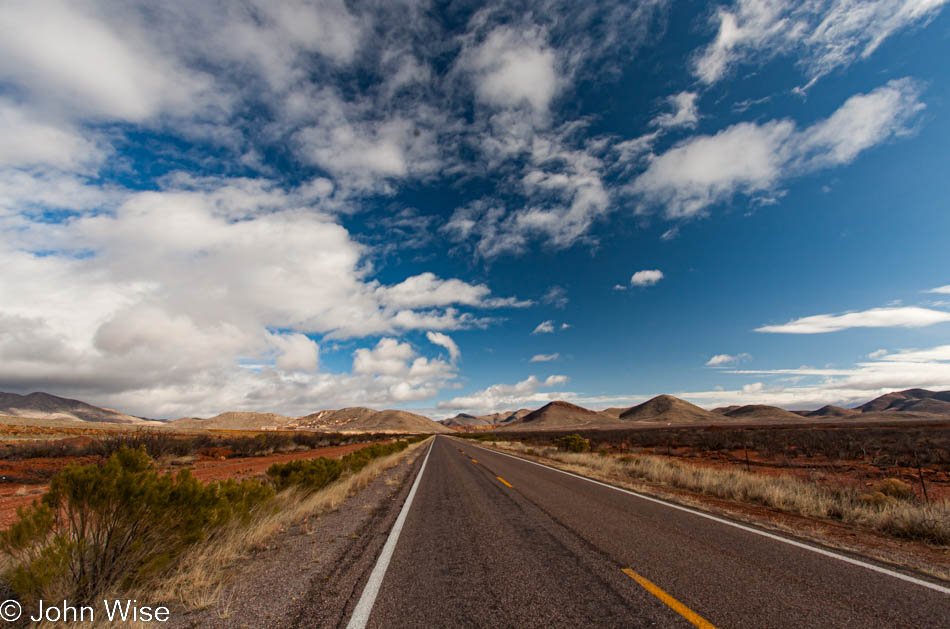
[345,441,434,629]
[622,568,717,629]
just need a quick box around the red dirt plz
[0,440,387,530]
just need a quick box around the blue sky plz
[1,0,949,418]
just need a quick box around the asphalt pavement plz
[351,436,950,628]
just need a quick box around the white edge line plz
[345,439,435,629]
[466,440,950,596]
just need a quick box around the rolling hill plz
[499,401,619,430]
[856,389,950,414]
[721,404,807,422]
[0,391,152,424]
[619,395,720,423]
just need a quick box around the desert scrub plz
[554,434,590,453]
[493,445,950,546]
[267,438,423,492]
[0,447,273,606]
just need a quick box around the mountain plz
[297,407,381,430]
[807,405,861,418]
[600,407,628,418]
[856,389,950,414]
[722,405,806,422]
[499,401,619,430]
[442,413,490,428]
[297,407,451,433]
[619,395,720,423]
[174,406,451,433]
[172,412,294,430]
[0,391,151,424]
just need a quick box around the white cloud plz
[632,79,923,218]
[530,353,559,362]
[0,176,519,416]
[631,269,664,286]
[460,26,560,115]
[868,349,889,359]
[436,374,570,414]
[681,344,950,409]
[651,91,699,129]
[379,272,530,310]
[756,306,950,334]
[426,331,461,364]
[532,320,556,334]
[0,101,108,171]
[926,285,950,294]
[693,0,948,86]
[560,323,571,330]
[706,352,751,367]
[270,332,320,372]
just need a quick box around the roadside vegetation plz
[0,429,406,465]
[475,438,950,547]
[0,436,430,615]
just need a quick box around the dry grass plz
[488,441,950,547]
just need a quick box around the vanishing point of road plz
[344,436,950,628]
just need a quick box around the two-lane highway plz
[350,436,950,628]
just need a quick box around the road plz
[350,436,950,628]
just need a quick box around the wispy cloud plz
[437,374,570,414]
[755,306,950,334]
[530,353,559,362]
[926,285,950,294]
[693,0,948,87]
[706,352,751,367]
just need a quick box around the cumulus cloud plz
[530,353,559,362]
[437,374,570,414]
[459,26,560,115]
[651,91,699,129]
[426,331,461,364]
[926,285,950,294]
[632,79,923,218]
[756,306,950,334]
[0,177,516,416]
[705,352,751,367]
[630,269,664,286]
[693,0,948,86]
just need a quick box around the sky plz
[1,0,949,419]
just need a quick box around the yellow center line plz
[622,568,717,629]
[496,476,513,488]
[471,459,478,463]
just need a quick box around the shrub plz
[0,447,273,605]
[554,434,590,453]
[266,457,344,492]
[873,477,915,500]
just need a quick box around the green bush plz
[0,447,273,605]
[554,434,590,453]
[267,438,419,493]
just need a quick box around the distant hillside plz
[0,391,152,424]
[722,405,805,422]
[175,406,451,433]
[808,405,861,418]
[500,401,618,430]
[619,395,719,423]
[443,409,531,427]
[856,389,950,414]
[172,412,294,430]
[711,405,742,414]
